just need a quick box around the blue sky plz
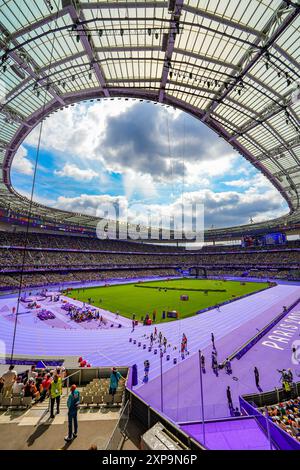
[11,99,288,228]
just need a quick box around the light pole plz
[198,350,206,445]
[160,350,163,413]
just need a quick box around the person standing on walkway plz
[1,365,17,397]
[143,360,150,383]
[181,340,185,360]
[227,386,233,409]
[287,368,293,384]
[211,332,215,349]
[109,367,125,403]
[182,333,187,352]
[212,355,219,377]
[50,374,62,419]
[163,337,167,353]
[65,384,80,442]
[212,348,218,361]
[131,320,135,333]
[153,310,156,323]
[225,358,232,375]
[201,354,206,373]
[254,366,260,388]
[150,332,154,347]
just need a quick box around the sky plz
[11,98,288,229]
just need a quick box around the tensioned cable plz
[9,5,62,363]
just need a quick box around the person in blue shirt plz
[109,368,125,403]
[65,384,80,442]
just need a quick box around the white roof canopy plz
[0,0,299,236]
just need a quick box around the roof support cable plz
[9,8,62,364]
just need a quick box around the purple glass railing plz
[239,396,300,450]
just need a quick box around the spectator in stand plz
[24,378,40,401]
[12,376,25,397]
[1,365,17,397]
[28,365,38,381]
[50,374,62,419]
[35,371,44,394]
[40,373,52,402]
[263,397,300,441]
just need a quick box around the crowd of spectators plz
[0,268,179,289]
[0,364,66,405]
[262,398,300,441]
[0,231,183,252]
[0,231,299,252]
[0,247,298,271]
[0,231,298,290]
[206,269,296,280]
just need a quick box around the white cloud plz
[52,177,287,229]
[12,146,33,175]
[17,100,288,228]
[56,194,128,218]
[25,100,135,162]
[54,163,99,181]
[223,178,251,188]
[122,169,157,200]
[184,153,237,186]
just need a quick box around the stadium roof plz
[0,0,299,237]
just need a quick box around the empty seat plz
[103,394,113,405]
[11,397,22,407]
[2,397,11,407]
[114,393,123,404]
[93,395,103,406]
[22,397,32,407]
[82,395,93,407]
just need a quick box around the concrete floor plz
[0,420,117,450]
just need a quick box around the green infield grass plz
[64,278,270,323]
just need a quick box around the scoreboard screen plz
[263,232,286,246]
[242,232,286,247]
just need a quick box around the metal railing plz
[126,388,206,451]
[105,399,130,450]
